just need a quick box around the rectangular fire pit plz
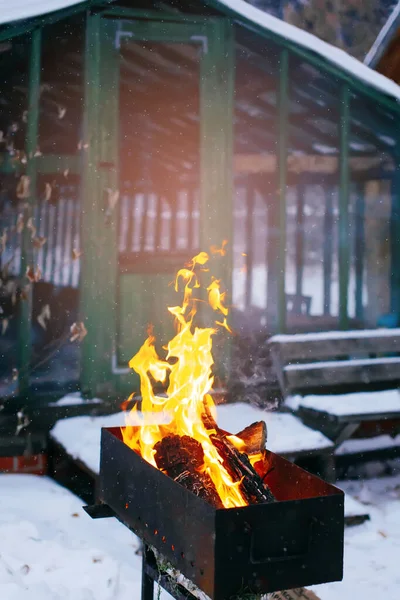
[87,427,344,599]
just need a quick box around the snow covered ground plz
[50,401,333,475]
[1,472,400,600]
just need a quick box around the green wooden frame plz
[79,12,235,399]
[277,48,289,333]
[338,85,350,330]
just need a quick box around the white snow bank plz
[310,474,400,600]
[216,402,333,454]
[271,327,400,344]
[0,474,142,600]
[0,1,85,26]
[285,356,400,371]
[48,392,102,407]
[51,412,126,475]
[51,403,333,475]
[338,434,400,456]
[1,473,400,600]
[295,389,400,417]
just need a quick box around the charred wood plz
[209,433,275,504]
[202,405,275,504]
[154,434,224,509]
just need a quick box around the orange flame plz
[122,246,247,508]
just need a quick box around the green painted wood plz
[354,183,365,321]
[390,167,400,318]
[266,182,280,332]
[102,6,208,22]
[323,187,334,316]
[199,18,234,281]
[36,154,80,175]
[119,20,210,45]
[79,13,103,397]
[117,273,178,388]
[339,85,350,330]
[245,185,254,309]
[79,15,235,399]
[199,18,234,381]
[0,0,113,43]
[93,17,120,399]
[295,179,305,298]
[277,48,289,333]
[18,28,41,398]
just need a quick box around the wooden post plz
[277,48,289,333]
[295,179,305,298]
[323,186,334,315]
[390,165,400,318]
[18,28,41,397]
[199,19,234,380]
[245,184,254,310]
[79,13,102,396]
[338,85,350,330]
[354,182,365,322]
[80,13,120,397]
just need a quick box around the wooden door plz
[80,13,234,399]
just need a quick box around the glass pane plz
[117,41,200,363]
[286,55,340,332]
[233,32,279,333]
[348,93,395,328]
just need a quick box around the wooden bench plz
[268,329,400,456]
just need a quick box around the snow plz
[48,392,102,407]
[285,356,400,372]
[271,327,400,345]
[51,412,126,475]
[1,472,400,600]
[51,402,333,475]
[0,0,85,25]
[216,402,333,454]
[294,389,400,418]
[310,474,400,599]
[216,0,400,104]
[337,434,400,456]
[0,474,142,600]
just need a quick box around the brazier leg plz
[141,545,155,600]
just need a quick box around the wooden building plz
[0,0,400,405]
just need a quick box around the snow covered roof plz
[212,0,400,105]
[365,0,400,68]
[0,0,86,25]
[2,0,400,107]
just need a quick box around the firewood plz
[234,421,267,456]
[202,404,275,504]
[154,434,224,509]
[209,433,275,504]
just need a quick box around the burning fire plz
[122,247,250,508]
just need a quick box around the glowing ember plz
[122,249,247,508]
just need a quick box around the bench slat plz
[284,356,400,391]
[270,330,400,362]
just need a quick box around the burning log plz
[154,434,224,509]
[209,433,275,504]
[202,406,275,504]
[235,420,267,455]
